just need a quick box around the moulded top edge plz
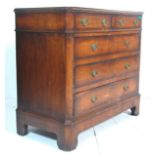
[14,7,143,15]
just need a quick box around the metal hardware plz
[124,40,130,48]
[123,85,129,91]
[101,18,108,26]
[80,18,88,26]
[91,96,97,103]
[91,70,98,77]
[124,64,130,70]
[134,19,139,26]
[118,19,125,26]
[91,44,98,51]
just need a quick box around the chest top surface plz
[14,7,143,32]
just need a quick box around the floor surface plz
[4,96,155,155]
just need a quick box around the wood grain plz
[16,12,65,31]
[15,7,142,151]
[112,15,142,29]
[75,77,138,116]
[75,55,139,87]
[17,32,66,121]
[75,14,111,30]
[75,34,139,58]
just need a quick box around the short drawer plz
[75,55,139,87]
[112,15,142,29]
[75,14,111,30]
[75,77,138,116]
[110,34,140,52]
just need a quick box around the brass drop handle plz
[118,19,125,26]
[101,18,108,26]
[124,40,130,48]
[91,44,98,51]
[123,85,129,91]
[91,70,98,77]
[124,63,130,70]
[80,18,88,26]
[133,19,139,26]
[133,15,142,26]
[91,96,97,103]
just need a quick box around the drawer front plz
[75,14,111,30]
[75,36,109,58]
[75,77,138,116]
[112,15,142,29]
[110,34,139,52]
[75,56,139,87]
[75,34,139,58]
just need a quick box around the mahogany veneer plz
[15,7,143,151]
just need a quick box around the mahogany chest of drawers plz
[15,7,143,151]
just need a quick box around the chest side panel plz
[16,12,65,31]
[16,32,66,120]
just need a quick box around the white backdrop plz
[2,0,155,154]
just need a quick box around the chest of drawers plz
[15,7,143,151]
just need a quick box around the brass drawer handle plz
[80,18,88,26]
[123,85,129,91]
[133,19,139,26]
[91,70,98,77]
[91,96,97,103]
[91,44,98,51]
[118,19,125,26]
[101,18,108,26]
[124,40,130,48]
[124,64,130,70]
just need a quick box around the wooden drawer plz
[75,14,111,30]
[75,55,139,87]
[112,15,142,29]
[75,36,109,58]
[75,34,139,58]
[75,77,138,116]
[110,34,140,52]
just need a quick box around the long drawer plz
[75,77,138,116]
[75,55,139,87]
[75,34,140,58]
